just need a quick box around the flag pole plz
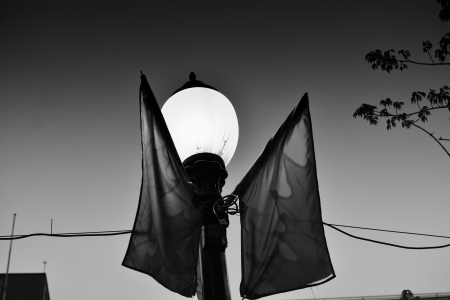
[2,213,16,300]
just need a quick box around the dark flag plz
[233,93,335,299]
[122,74,202,297]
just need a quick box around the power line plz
[326,223,450,239]
[0,230,131,240]
[323,223,450,250]
[1,223,449,250]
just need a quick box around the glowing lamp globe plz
[162,73,239,167]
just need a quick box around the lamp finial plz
[172,72,217,95]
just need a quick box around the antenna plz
[43,261,47,273]
[2,213,16,300]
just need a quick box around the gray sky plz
[1,1,449,300]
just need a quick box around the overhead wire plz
[2,224,450,250]
[0,230,131,240]
[1,204,449,249]
[325,223,450,239]
[323,223,450,250]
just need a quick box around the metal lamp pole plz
[166,73,235,300]
[184,154,231,300]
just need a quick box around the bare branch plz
[354,100,449,156]
[411,123,450,157]
[360,8,449,157]
[399,58,449,66]
[427,51,435,64]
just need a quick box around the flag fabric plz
[122,74,203,297]
[233,93,335,299]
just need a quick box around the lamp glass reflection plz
[162,87,239,166]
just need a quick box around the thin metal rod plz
[2,213,16,300]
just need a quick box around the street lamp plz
[123,71,335,300]
[162,72,238,167]
[161,72,238,300]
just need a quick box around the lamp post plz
[124,71,335,300]
[161,72,238,300]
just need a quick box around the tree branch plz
[354,102,449,156]
[398,105,448,117]
[400,59,450,66]
[411,123,450,157]
[370,105,448,118]
[426,50,435,64]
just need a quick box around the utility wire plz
[1,223,450,250]
[323,223,450,250]
[326,223,450,239]
[0,230,131,240]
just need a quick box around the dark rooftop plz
[0,273,50,300]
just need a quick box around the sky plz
[0,1,449,300]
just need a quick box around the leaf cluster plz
[434,33,450,63]
[365,49,408,72]
[365,32,450,72]
[355,1,450,157]
[353,86,449,130]
[365,0,449,72]
[438,0,450,21]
